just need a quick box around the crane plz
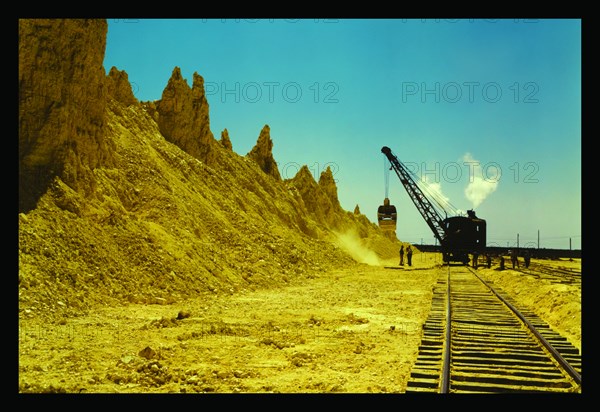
[381,146,486,264]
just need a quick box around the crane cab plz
[441,210,486,264]
[377,197,397,231]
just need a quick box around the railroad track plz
[406,265,581,393]
[518,261,581,285]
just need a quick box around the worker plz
[523,250,531,268]
[486,254,492,269]
[473,252,478,269]
[399,244,404,266]
[499,255,505,271]
[511,249,519,269]
[407,245,413,267]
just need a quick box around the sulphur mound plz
[18,18,402,322]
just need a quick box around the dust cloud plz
[333,230,382,266]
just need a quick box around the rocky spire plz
[246,125,281,180]
[19,18,111,213]
[220,128,233,151]
[289,165,343,227]
[106,66,138,106]
[318,166,341,209]
[291,165,318,189]
[155,67,215,163]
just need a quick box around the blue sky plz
[104,18,581,250]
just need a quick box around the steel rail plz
[471,269,582,386]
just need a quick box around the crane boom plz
[381,146,446,245]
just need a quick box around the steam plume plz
[463,152,498,208]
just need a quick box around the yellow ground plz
[18,253,580,393]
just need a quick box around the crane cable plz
[418,175,461,218]
[384,156,390,199]
[398,158,461,218]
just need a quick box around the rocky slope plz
[18,18,401,322]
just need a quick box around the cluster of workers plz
[398,244,533,270]
[472,249,532,270]
[398,244,413,266]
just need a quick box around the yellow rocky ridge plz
[18,18,401,321]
